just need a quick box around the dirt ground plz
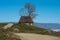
[3,24,14,29]
[14,33,60,40]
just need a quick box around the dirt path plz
[3,24,14,29]
[14,33,60,40]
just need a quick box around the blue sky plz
[0,0,60,23]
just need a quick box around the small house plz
[19,16,33,25]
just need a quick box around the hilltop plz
[0,23,60,40]
[6,24,60,37]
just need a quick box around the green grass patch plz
[0,23,7,28]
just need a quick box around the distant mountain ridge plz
[33,23,60,32]
[0,22,18,24]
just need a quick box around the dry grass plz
[0,28,21,40]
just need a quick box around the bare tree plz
[25,3,37,19]
[19,3,37,19]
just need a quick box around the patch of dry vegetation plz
[0,28,21,40]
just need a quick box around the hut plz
[19,16,33,25]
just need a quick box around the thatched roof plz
[19,16,33,23]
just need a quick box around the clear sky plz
[0,0,60,23]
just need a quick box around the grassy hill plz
[6,24,60,37]
[0,23,60,40]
